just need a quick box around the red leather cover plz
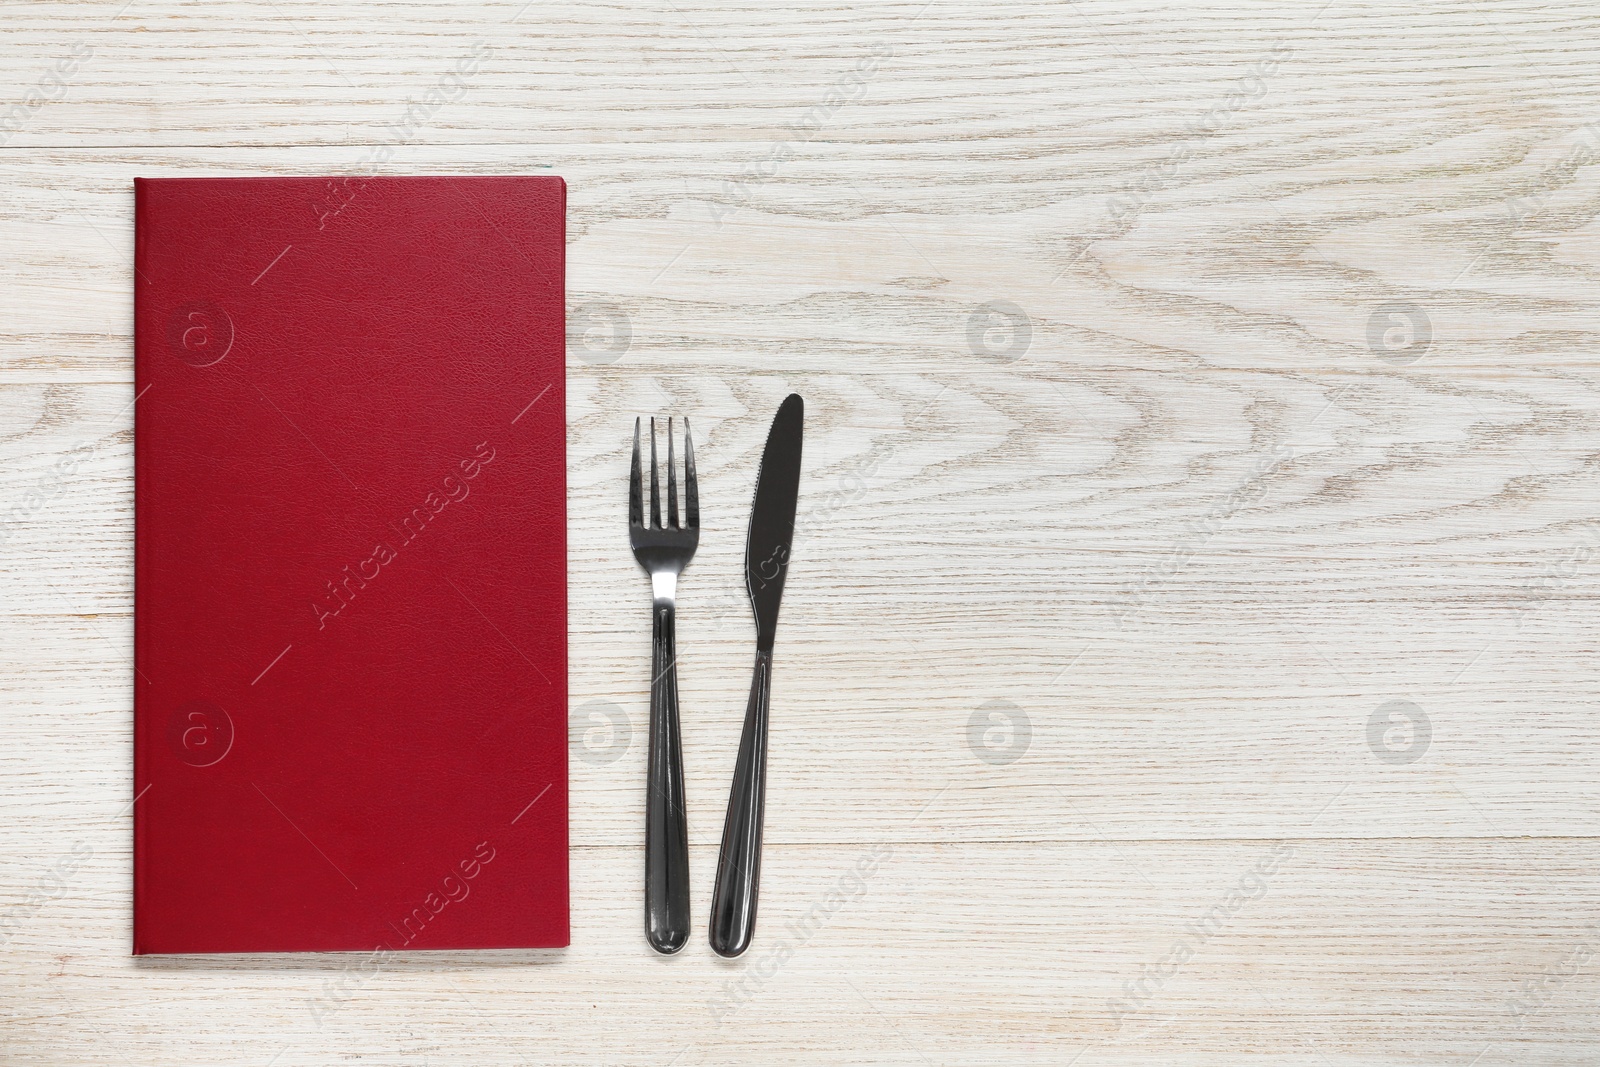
[133,176,568,954]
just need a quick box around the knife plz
[709,393,804,957]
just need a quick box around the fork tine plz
[667,417,679,529]
[629,417,643,527]
[683,417,698,530]
[649,417,661,528]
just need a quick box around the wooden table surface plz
[5,2,1600,1063]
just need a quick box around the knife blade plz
[709,393,804,957]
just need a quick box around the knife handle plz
[646,598,690,954]
[710,649,772,958]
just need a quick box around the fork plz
[630,415,699,954]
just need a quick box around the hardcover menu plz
[133,176,568,953]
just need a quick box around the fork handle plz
[709,649,772,957]
[646,597,690,954]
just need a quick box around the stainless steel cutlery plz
[623,396,804,957]
[710,393,805,958]
[629,416,698,955]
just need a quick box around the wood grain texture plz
[5,1,1600,1063]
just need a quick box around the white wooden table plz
[4,2,1600,1063]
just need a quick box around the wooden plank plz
[4,842,1600,1064]
[6,1,1600,1062]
